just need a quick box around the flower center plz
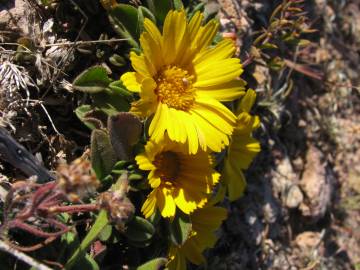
[153,151,180,182]
[155,66,195,111]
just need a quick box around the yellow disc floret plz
[153,151,180,182]
[155,66,195,111]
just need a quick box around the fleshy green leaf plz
[169,211,192,246]
[98,224,113,242]
[92,89,131,115]
[75,105,98,130]
[146,0,172,24]
[65,210,109,270]
[173,0,183,10]
[108,80,134,100]
[112,160,129,171]
[259,42,278,50]
[73,66,112,93]
[75,105,107,130]
[136,258,168,270]
[108,4,141,48]
[138,6,156,23]
[125,216,155,243]
[128,173,143,181]
[109,53,126,67]
[108,112,142,161]
[91,129,117,180]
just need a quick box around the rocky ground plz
[209,1,360,269]
[0,0,359,269]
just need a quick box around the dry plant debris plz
[0,0,359,269]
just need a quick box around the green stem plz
[64,209,109,270]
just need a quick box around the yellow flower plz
[167,205,227,270]
[136,136,220,218]
[121,10,245,154]
[222,89,261,201]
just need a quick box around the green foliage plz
[98,224,113,241]
[146,0,172,24]
[108,112,142,160]
[136,258,168,270]
[92,89,131,115]
[91,129,117,180]
[75,105,108,130]
[108,4,142,48]
[109,53,127,67]
[125,216,155,246]
[73,66,112,93]
[65,210,109,270]
[251,0,315,74]
[173,0,184,10]
[169,211,192,246]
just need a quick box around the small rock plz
[285,185,304,208]
[299,146,332,221]
[0,0,29,37]
[295,231,322,250]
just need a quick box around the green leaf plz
[259,42,278,50]
[169,211,192,246]
[136,258,168,270]
[108,80,134,100]
[92,89,130,115]
[73,66,112,93]
[65,210,109,270]
[108,4,141,48]
[109,53,126,67]
[173,0,183,10]
[83,254,100,270]
[298,39,311,47]
[91,129,117,180]
[113,160,129,170]
[108,112,142,161]
[75,105,108,130]
[146,0,172,24]
[138,6,156,23]
[75,105,97,130]
[268,56,285,71]
[98,224,113,241]
[125,216,155,243]
[128,173,143,181]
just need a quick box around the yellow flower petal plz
[197,79,246,101]
[223,160,247,201]
[238,88,257,113]
[129,51,153,78]
[191,19,219,52]
[167,205,227,269]
[141,190,157,218]
[162,10,187,65]
[193,39,235,65]
[222,89,261,201]
[124,9,247,153]
[194,58,242,87]
[182,239,205,265]
[173,188,198,214]
[135,154,155,170]
[158,187,176,218]
[149,103,169,143]
[138,137,218,218]
[140,31,163,72]
[120,72,142,92]
[188,12,203,41]
[193,97,236,135]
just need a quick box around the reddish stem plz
[7,237,57,252]
[45,204,99,214]
[8,220,69,238]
